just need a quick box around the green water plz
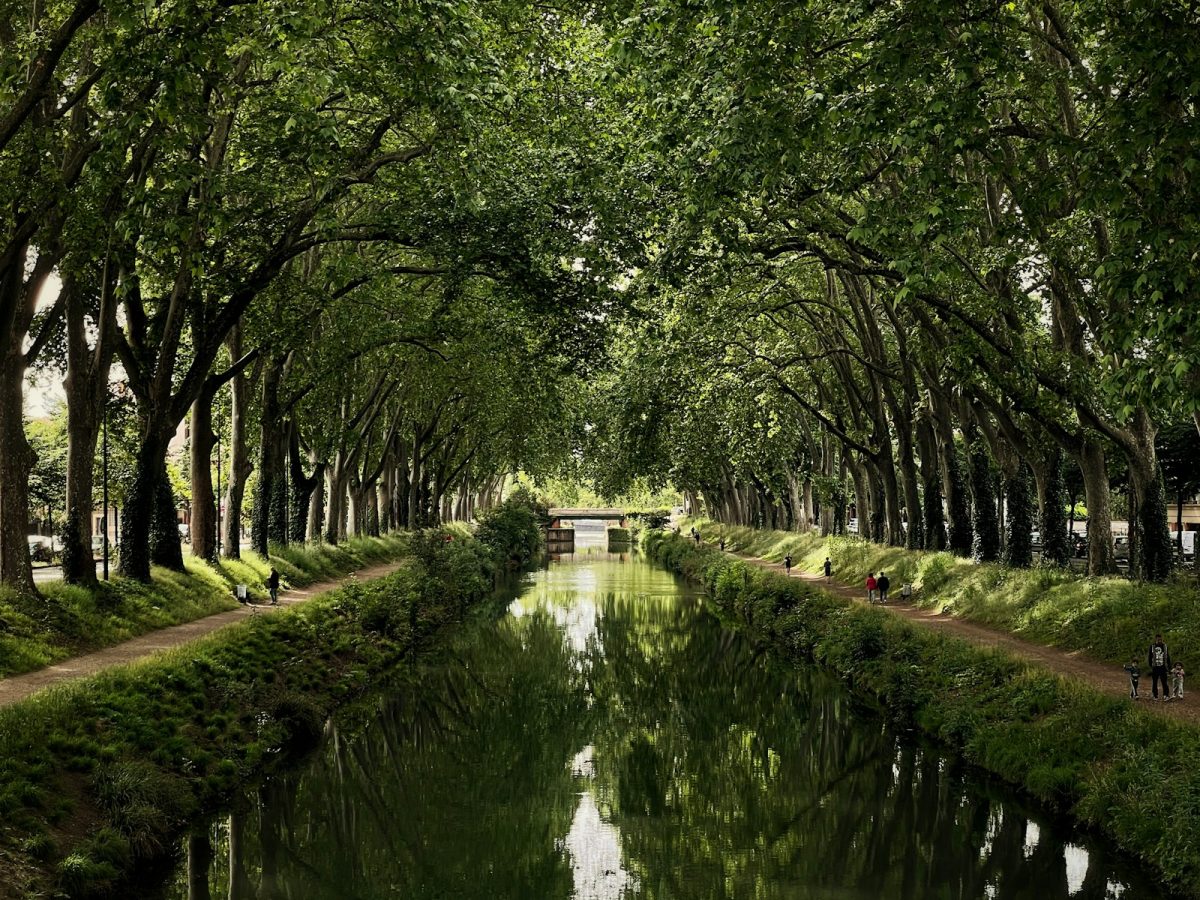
[161,550,1164,900]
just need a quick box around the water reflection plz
[155,554,1164,900]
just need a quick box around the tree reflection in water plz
[160,557,1162,900]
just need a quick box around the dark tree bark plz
[1002,464,1034,568]
[1074,438,1117,576]
[222,324,253,559]
[1038,447,1072,567]
[915,414,947,550]
[189,390,219,563]
[968,436,1001,562]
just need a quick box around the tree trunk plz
[251,358,286,556]
[222,325,252,559]
[307,463,325,543]
[0,333,37,594]
[119,426,178,581]
[1075,438,1117,576]
[916,415,947,550]
[1124,408,1173,582]
[1002,464,1034,568]
[1037,447,1072,566]
[190,392,218,563]
[968,436,1001,562]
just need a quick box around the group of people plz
[1125,634,1184,701]
[865,571,891,603]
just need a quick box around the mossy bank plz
[0,501,542,899]
[645,530,1200,899]
[686,517,1200,668]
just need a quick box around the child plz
[784,554,793,575]
[823,557,832,581]
[1124,659,1140,700]
[719,538,726,552]
[1172,662,1185,700]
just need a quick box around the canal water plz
[160,534,1163,900]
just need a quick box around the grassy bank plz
[687,518,1200,668]
[645,530,1200,898]
[0,534,408,678]
[0,520,529,899]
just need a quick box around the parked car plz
[1114,535,1130,561]
[1071,533,1088,558]
[26,534,54,563]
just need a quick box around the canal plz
[159,536,1163,899]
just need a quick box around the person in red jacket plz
[865,573,877,603]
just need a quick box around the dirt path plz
[0,560,406,710]
[722,547,1200,725]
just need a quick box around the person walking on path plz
[877,571,890,604]
[1124,659,1141,700]
[866,573,877,603]
[719,538,726,552]
[823,558,832,582]
[1148,633,1172,701]
[268,567,281,605]
[784,554,793,576]
[1173,662,1185,700]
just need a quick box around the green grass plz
[0,534,409,679]
[0,529,491,899]
[687,517,1200,668]
[645,530,1200,898]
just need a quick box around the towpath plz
[720,545,1200,725]
[0,560,405,709]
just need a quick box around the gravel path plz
[725,548,1199,725]
[0,560,405,709]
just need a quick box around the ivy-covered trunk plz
[1037,448,1072,567]
[968,438,1000,562]
[119,427,180,581]
[1124,408,1173,582]
[1002,464,1034,568]
[0,332,37,595]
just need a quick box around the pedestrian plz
[865,572,877,603]
[1147,633,1172,701]
[268,567,280,605]
[719,538,726,552]
[1124,658,1140,700]
[823,557,832,581]
[694,530,701,546]
[1172,662,1185,700]
[784,554,793,575]
[877,571,890,603]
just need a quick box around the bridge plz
[547,508,626,528]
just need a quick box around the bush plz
[475,494,544,567]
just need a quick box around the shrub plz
[475,495,544,566]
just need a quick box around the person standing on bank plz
[1148,633,1171,701]
[877,571,890,603]
[268,567,281,606]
